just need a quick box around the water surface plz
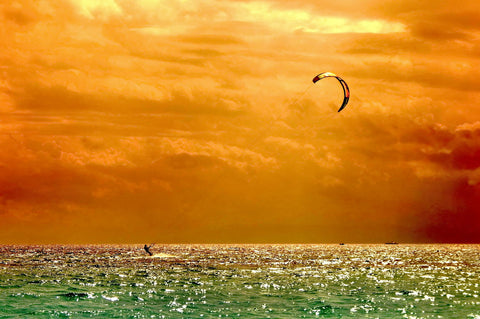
[1,244,480,318]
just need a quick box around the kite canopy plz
[312,72,350,112]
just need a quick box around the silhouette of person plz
[144,244,153,256]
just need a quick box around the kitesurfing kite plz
[312,72,350,112]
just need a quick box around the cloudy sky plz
[1,0,480,244]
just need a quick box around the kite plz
[312,72,350,112]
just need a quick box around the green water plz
[1,244,480,318]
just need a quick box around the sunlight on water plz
[1,244,480,318]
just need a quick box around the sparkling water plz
[1,244,480,318]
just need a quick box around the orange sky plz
[2,0,480,243]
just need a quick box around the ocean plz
[1,244,479,318]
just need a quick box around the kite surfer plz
[144,244,154,256]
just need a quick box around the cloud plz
[69,0,123,20]
[8,81,246,117]
[2,2,39,26]
[422,123,480,171]
[175,34,245,45]
[2,0,480,243]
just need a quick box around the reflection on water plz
[1,244,480,318]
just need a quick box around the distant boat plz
[339,243,345,245]
[385,242,398,245]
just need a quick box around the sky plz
[2,0,480,244]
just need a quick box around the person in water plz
[144,244,153,256]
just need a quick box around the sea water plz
[1,244,480,318]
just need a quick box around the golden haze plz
[1,0,480,243]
